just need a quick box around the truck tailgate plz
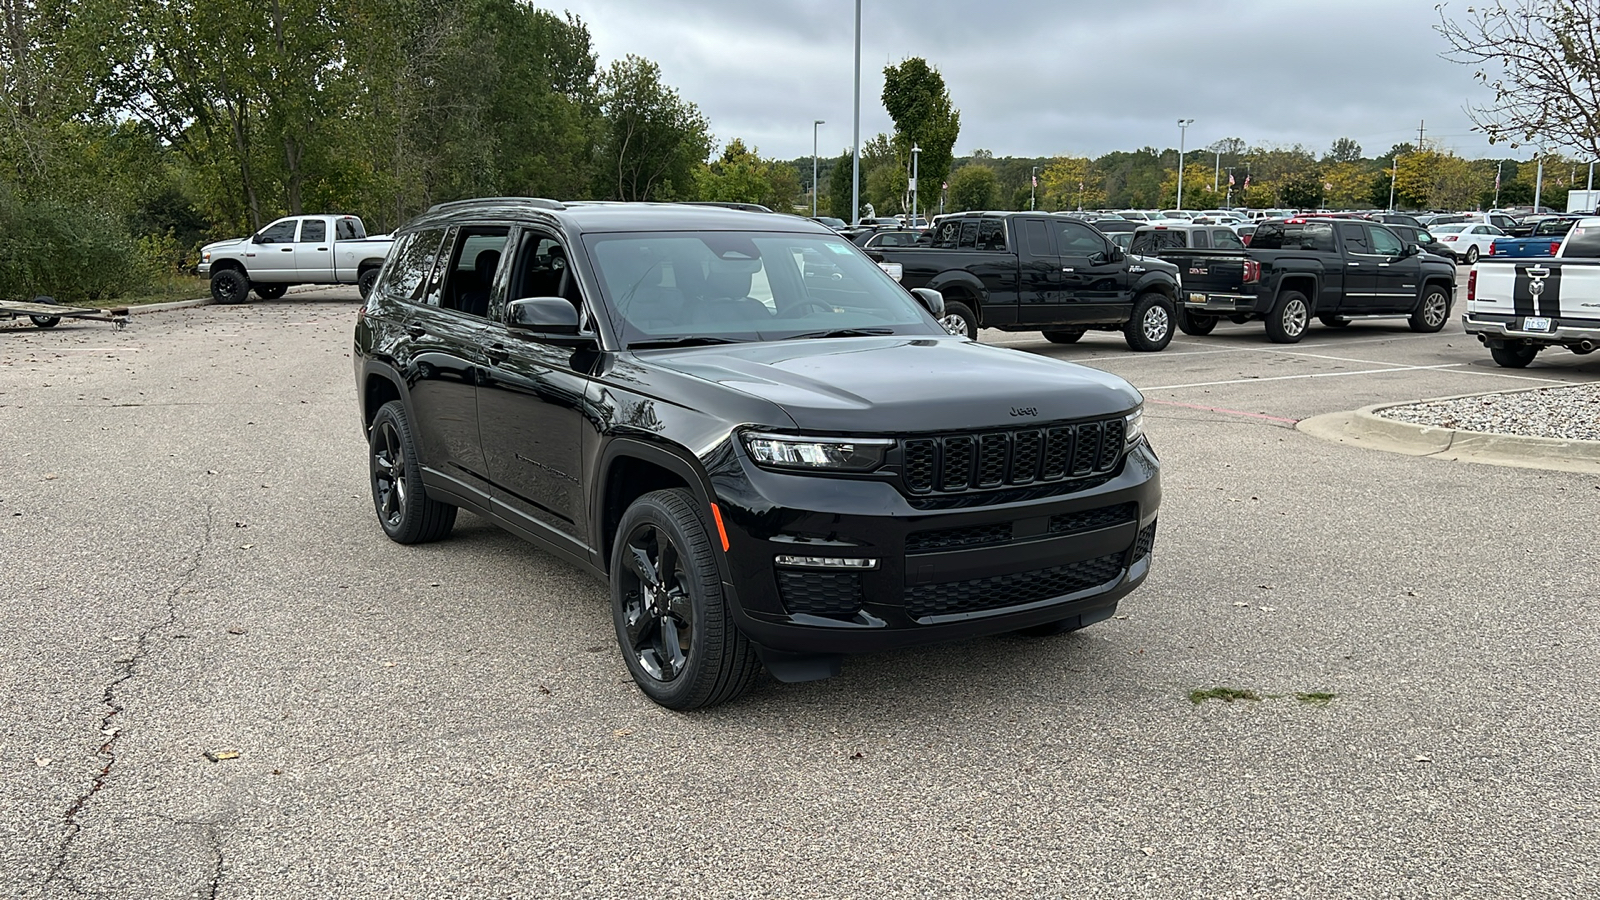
[1469,260,1600,327]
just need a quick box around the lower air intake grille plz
[904,553,1125,619]
[1050,502,1138,536]
[1132,521,1158,561]
[777,571,864,617]
[906,522,1015,554]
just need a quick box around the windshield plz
[585,231,941,347]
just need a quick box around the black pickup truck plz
[874,212,1183,351]
[1134,218,1457,342]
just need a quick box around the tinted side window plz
[1563,225,1600,258]
[957,219,980,249]
[1057,221,1110,256]
[257,220,296,244]
[1213,228,1245,249]
[1303,222,1337,252]
[335,218,361,241]
[1190,230,1211,249]
[1369,226,1403,256]
[977,218,1006,251]
[379,228,447,304]
[1338,222,1370,254]
[300,219,327,242]
[1249,223,1286,249]
[1021,219,1053,258]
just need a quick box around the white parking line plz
[1143,363,1463,391]
[1432,368,1571,384]
[988,330,1458,364]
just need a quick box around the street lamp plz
[812,120,825,217]
[1176,118,1194,210]
[910,144,921,224]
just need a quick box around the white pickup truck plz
[198,214,393,304]
[1463,216,1600,367]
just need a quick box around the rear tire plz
[254,283,288,300]
[210,269,251,305]
[1489,343,1540,368]
[368,401,456,544]
[1265,290,1310,343]
[1175,307,1218,336]
[939,300,979,341]
[1042,328,1085,344]
[611,489,760,710]
[29,296,61,328]
[1122,292,1175,352]
[1408,286,1451,333]
[1466,246,1480,265]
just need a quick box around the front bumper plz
[1463,312,1600,345]
[197,261,211,278]
[710,441,1161,655]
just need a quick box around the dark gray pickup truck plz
[1133,218,1457,342]
[874,212,1182,351]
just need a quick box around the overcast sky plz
[555,0,1526,164]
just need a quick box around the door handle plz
[281,247,294,252]
[316,246,328,251]
[405,323,427,337]
[1061,267,1074,273]
[486,344,509,364]
[1348,262,1361,267]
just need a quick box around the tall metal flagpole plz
[851,0,861,225]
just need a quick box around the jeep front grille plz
[899,418,1125,495]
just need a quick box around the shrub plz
[0,190,157,303]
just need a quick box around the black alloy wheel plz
[1265,290,1310,343]
[29,295,61,328]
[210,269,250,305]
[1043,328,1085,344]
[611,489,759,710]
[255,283,288,300]
[368,401,456,544]
[1408,287,1451,333]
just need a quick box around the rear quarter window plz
[1249,222,1334,252]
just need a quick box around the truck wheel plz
[1265,290,1310,343]
[1122,292,1174,352]
[210,269,251,305]
[1489,343,1540,368]
[939,301,978,340]
[359,268,380,299]
[1408,287,1451,333]
[611,489,761,710]
[1175,307,1217,336]
[1319,315,1351,328]
[29,296,61,328]
[254,283,288,300]
[368,401,456,544]
[1042,328,1085,344]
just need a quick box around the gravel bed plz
[1377,384,1600,441]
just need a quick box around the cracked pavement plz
[2,288,1597,898]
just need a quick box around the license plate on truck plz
[1188,293,1206,305]
[1522,316,1553,332]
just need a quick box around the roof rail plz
[424,197,566,214]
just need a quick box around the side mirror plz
[1404,243,1422,257]
[910,287,945,318]
[507,297,581,339]
[1109,246,1126,263]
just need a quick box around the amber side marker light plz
[709,503,731,552]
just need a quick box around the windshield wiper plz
[628,335,743,349]
[791,327,896,339]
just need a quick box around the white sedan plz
[1431,223,1506,264]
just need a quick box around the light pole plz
[1030,166,1038,210]
[851,0,861,224]
[1176,118,1194,210]
[811,119,825,217]
[1213,149,1221,193]
[1388,155,1398,211]
[910,144,921,224]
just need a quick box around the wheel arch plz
[210,259,248,277]
[595,439,719,576]
[360,361,409,433]
[1276,273,1318,304]
[1132,273,1178,300]
[925,271,986,324]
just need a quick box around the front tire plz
[29,296,61,328]
[1123,292,1174,352]
[611,489,760,710]
[939,300,979,341]
[210,269,251,305]
[359,267,380,299]
[1265,290,1311,343]
[368,401,456,544]
[1042,328,1085,344]
[254,283,288,300]
[1175,307,1218,336]
[1489,342,1540,368]
[1408,286,1451,333]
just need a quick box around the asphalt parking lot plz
[3,284,1597,898]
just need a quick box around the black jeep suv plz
[353,199,1161,709]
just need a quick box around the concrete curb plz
[1297,385,1600,475]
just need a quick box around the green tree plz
[1326,138,1363,163]
[594,54,709,201]
[1438,0,1600,158]
[1040,157,1104,211]
[881,57,960,210]
[826,148,856,221]
[947,164,995,211]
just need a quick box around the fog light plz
[775,555,878,569]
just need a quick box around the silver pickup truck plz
[1463,216,1600,367]
[198,215,393,304]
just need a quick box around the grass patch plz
[1188,686,1262,705]
[1295,692,1337,707]
[71,274,210,309]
